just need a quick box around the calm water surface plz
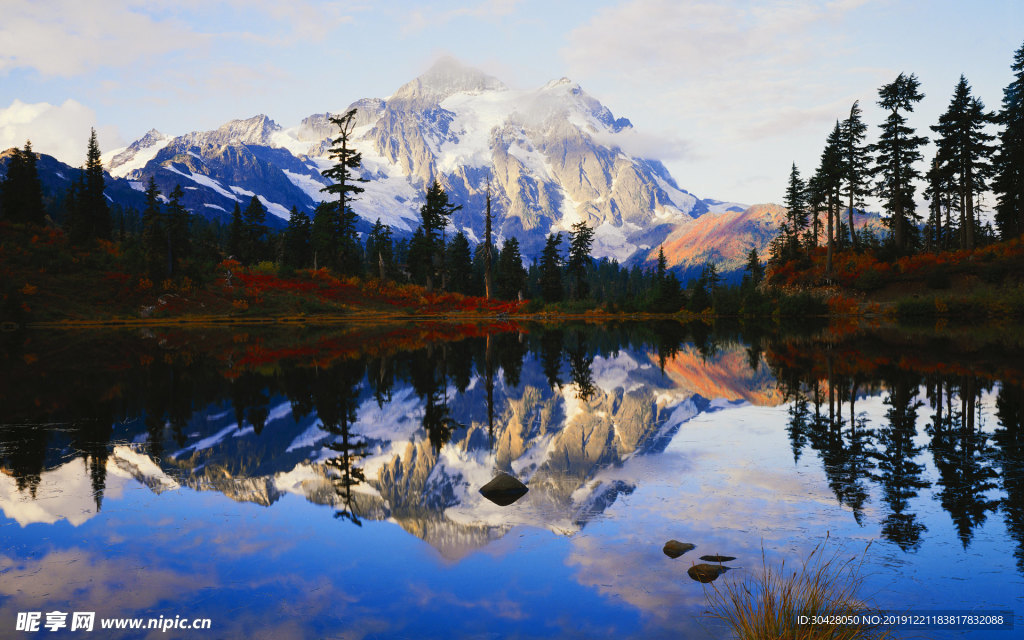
[1,322,1022,638]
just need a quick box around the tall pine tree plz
[931,75,994,250]
[80,128,110,242]
[539,232,563,303]
[871,73,928,253]
[496,237,526,300]
[566,220,594,300]
[818,123,844,273]
[783,163,807,257]
[0,141,45,226]
[418,181,460,291]
[320,108,368,274]
[241,195,268,265]
[994,40,1024,239]
[228,202,243,260]
[841,101,870,250]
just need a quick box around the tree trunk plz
[848,193,859,251]
[959,184,967,249]
[484,185,493,300]
[965,165,975,250]
[826,194,834,277]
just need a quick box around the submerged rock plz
[479,473,529,506]
[663,540,696,558]
[687,563,729,583]
[699,555,736,563]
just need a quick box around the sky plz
[1,0,1022,207]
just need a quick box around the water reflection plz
[2,322,1024,637]
[767,336,1024,563]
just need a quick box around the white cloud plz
[0,100,124,166]
[561,0,879,137]
[0,1,357,77]
[0,1,207,77]
[560,0,884,203]
[590,127,693,161]
[401,0,525,35]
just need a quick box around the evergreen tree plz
[652,247,682,312]
[783,162,808,255]
[566,220,594,300]
[841,101,870,250]
[704,261,722,305]
[406,227,431,286]
[806,171,826,247]
[0,141,45,226]
[80,128,110,242]
[445,231,472,294]
[931,75,995,250]
[228,202,243,260]
[365,218,394,281]
[310,201,336,270]
[418,181,461,290]
[817,123,844,273]
[688,267,711,312]
[496,237,527,300]
[539,232,563,303]
[165,184,190,277]
[140,177,165,278]
[923,155,956,250]
[241,195,268,265]
[995,41,1024,239]
[871,73,928,253]
[283,206,312,269]
[320,108,368,268]
[742,248,764,289]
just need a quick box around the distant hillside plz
[646,203,886,275]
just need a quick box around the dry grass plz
[703,535,895,640]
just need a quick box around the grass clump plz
[703,536,893,640]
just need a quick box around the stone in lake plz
[663,540,696,558]
[699,555,736,563]
[479,473,529,506]
[687,563,729,583]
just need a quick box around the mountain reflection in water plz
[1,322,1022,638]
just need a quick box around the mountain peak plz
[216,114,281,142]
[394,57,506,102]
[543,77,576,90]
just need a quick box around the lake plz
[1,321,1022,638]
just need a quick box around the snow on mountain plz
[107,58,715,260]
[104,129,172,178]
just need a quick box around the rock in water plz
[699,555,736,563]
[687,564,729,583]
[663,540,696,558]
[479,473,529,506]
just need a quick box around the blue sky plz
[1,0,1022,206]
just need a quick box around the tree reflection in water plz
[1,323,1024,564]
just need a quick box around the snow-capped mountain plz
[105,58,711,261]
